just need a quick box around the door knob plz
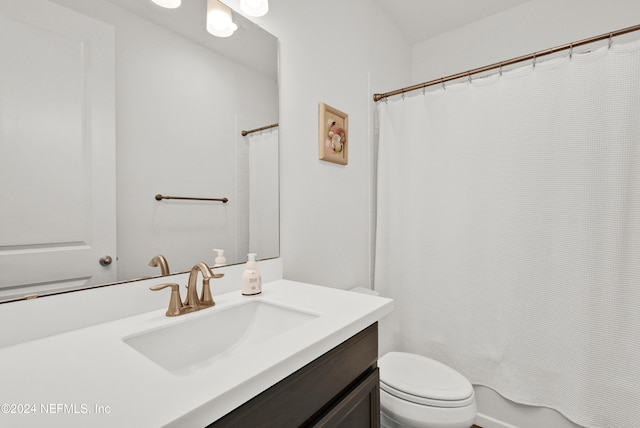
[99,255,113,266]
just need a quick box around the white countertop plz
[0,280,393,428]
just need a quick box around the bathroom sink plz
[123,300,318,375]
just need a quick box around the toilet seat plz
[378,352,475,408]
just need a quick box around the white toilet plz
[346,287,476,427]
[378,352,477,428]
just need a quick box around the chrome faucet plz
[151,262,223,317]
[148,255,170,276]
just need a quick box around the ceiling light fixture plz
[240,0,269,17]
[206,0,238,38]
[151,0,181,9]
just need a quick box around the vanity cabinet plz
[208,322,380,427]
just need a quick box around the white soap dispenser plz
[241,253,262,296]
[213,249,226,267]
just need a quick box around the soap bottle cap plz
[213,248,226,267]
[246,253,258,269]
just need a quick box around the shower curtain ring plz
[441,78,446,90]
[467,72,472,83]
[608,33,613,49]
[569,44,573,60]
[499,64,503,76]
[533,54,537,69]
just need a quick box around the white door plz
[0,0,116,299]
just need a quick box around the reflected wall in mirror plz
[0,0,279,302]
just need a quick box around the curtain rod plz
[241,123,279,136]
[373,23,640,102]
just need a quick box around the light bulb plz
[151,0,181,9]
[207,0,238,37]
[240,0,268,17]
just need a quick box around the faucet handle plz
[199,278,214,308]
[200,273,224,307]
[150,283,186,317]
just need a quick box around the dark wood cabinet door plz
[311,367,380,428]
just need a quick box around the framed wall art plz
[318,102,348,165]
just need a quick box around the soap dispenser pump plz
[213,249,226,267]
[241,253,262,296]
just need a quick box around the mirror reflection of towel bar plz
[155,194,229,203]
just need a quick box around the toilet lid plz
[378,352,474,406]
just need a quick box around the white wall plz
[409,2,640,427]
[412,0,640,84]
[225,0,412,290]
[51,0,278,280]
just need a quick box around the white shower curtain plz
[248,128,279,259]
[375,40,640,428]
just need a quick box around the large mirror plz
[0,0,279,302]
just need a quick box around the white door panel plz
[0,0,116,299]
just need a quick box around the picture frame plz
[318,102,348,165]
